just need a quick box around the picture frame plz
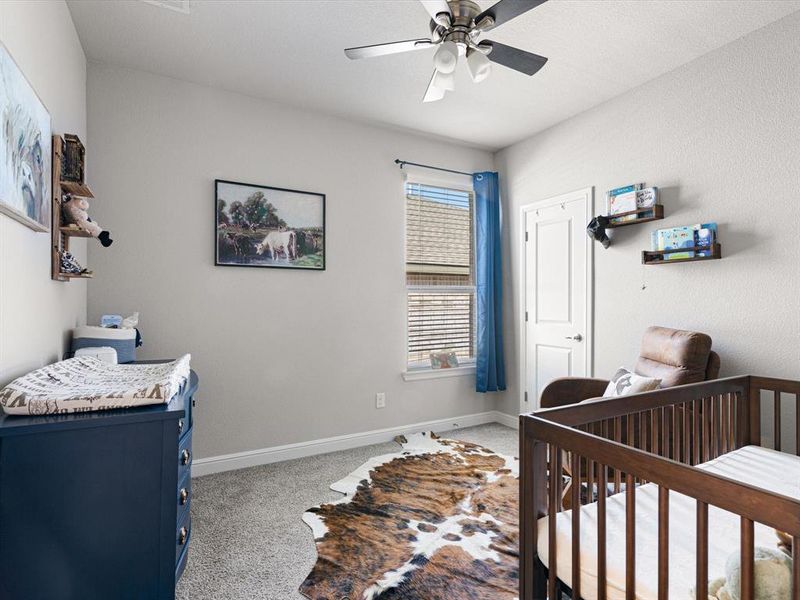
[215,179,325,271]
[0,42,52,233]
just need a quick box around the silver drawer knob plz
[178,419,184,434]
[181,449,191,465]
[178,527,188,545]
[180,488,189,505]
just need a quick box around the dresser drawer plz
[176,471,191,524]
[178,426,193,481]
[176,513,191,561]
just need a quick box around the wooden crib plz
[519,375,800,600]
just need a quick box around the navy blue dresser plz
[0,368,198,600]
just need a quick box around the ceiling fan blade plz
[422,71,445,103]
[344,39,435,60]
[476,0,547,29]
[419,0,452,21]
[484,41,548,76]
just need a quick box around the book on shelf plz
[606,182,643,224]
[650,222,717,260]
[694,222,717,257]
[635,187,658,218]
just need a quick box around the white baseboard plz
[493,410,520,429]
[192,410,517,477]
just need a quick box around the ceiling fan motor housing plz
[430,0,486,51]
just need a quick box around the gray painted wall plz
[86,64,497,459]
[495,11,800,419]
[0,1,87,385]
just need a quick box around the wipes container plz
[71,326,137,363]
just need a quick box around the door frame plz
[518,187,595,413]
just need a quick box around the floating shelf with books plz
[642,243,722,265]
[606,205,664,228]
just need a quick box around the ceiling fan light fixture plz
[432,68,456,91]
[433,40,459,74]
[467,48,492,83]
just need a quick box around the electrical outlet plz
[376,392,386,409]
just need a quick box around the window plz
[405,180,475,370]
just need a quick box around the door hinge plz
[524,391,528,402]
[525,231,529,242]
[525,311,528,322]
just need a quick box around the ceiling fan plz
[344,0,549,102]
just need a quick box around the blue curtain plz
[473,172,506,392]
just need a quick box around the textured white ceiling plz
[67,0,800,150]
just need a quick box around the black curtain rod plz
[394,159,473,178]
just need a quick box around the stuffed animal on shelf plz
[59,250,92,276]
[701,547,792,600]
[62,195,113,247]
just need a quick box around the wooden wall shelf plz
[606,205,664,228]
[642,243,721,265]
[61,181,94,197]
[51,135,95,281]
[59,226,93,238]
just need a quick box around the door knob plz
[565,334,583,342]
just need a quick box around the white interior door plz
[521,188,593,412]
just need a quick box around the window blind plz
[405,181,475,366]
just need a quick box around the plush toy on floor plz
[702,547,792,600]
[62,195,113,247]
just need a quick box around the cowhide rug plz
[300,432,519,600]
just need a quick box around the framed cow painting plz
[215,179,325,270]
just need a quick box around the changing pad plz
[0,354,191,416]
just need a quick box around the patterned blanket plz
[0,355,191,416]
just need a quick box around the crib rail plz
[519,375,800,600]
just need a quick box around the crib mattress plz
[536,445,800,600]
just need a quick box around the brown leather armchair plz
[540,326,720,409]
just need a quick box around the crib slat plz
[728,393,736,451]
[774,390,782,451]
[650,409,658,454]
[693,399,701,465]
[702,397,711,463]
[711,395,719,459]
[696,501,708,600]
[626,473,635,599]
[658,486,669,600]
[571,452,581,598]
[721,394,729,454]
[683,402,691,464]
[672,404,680,460]
[613,417,622,493]
[737,390,748,449]
[741,518,755,600]
[587,423,596,502]
[548,447,560,600]
[792,536,799,600]
[729,393,736,451]
[598,465,607,600]
[796,394,800,457]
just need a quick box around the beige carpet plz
[176,423,517,600]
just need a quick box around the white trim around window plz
[402,363,476,381]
